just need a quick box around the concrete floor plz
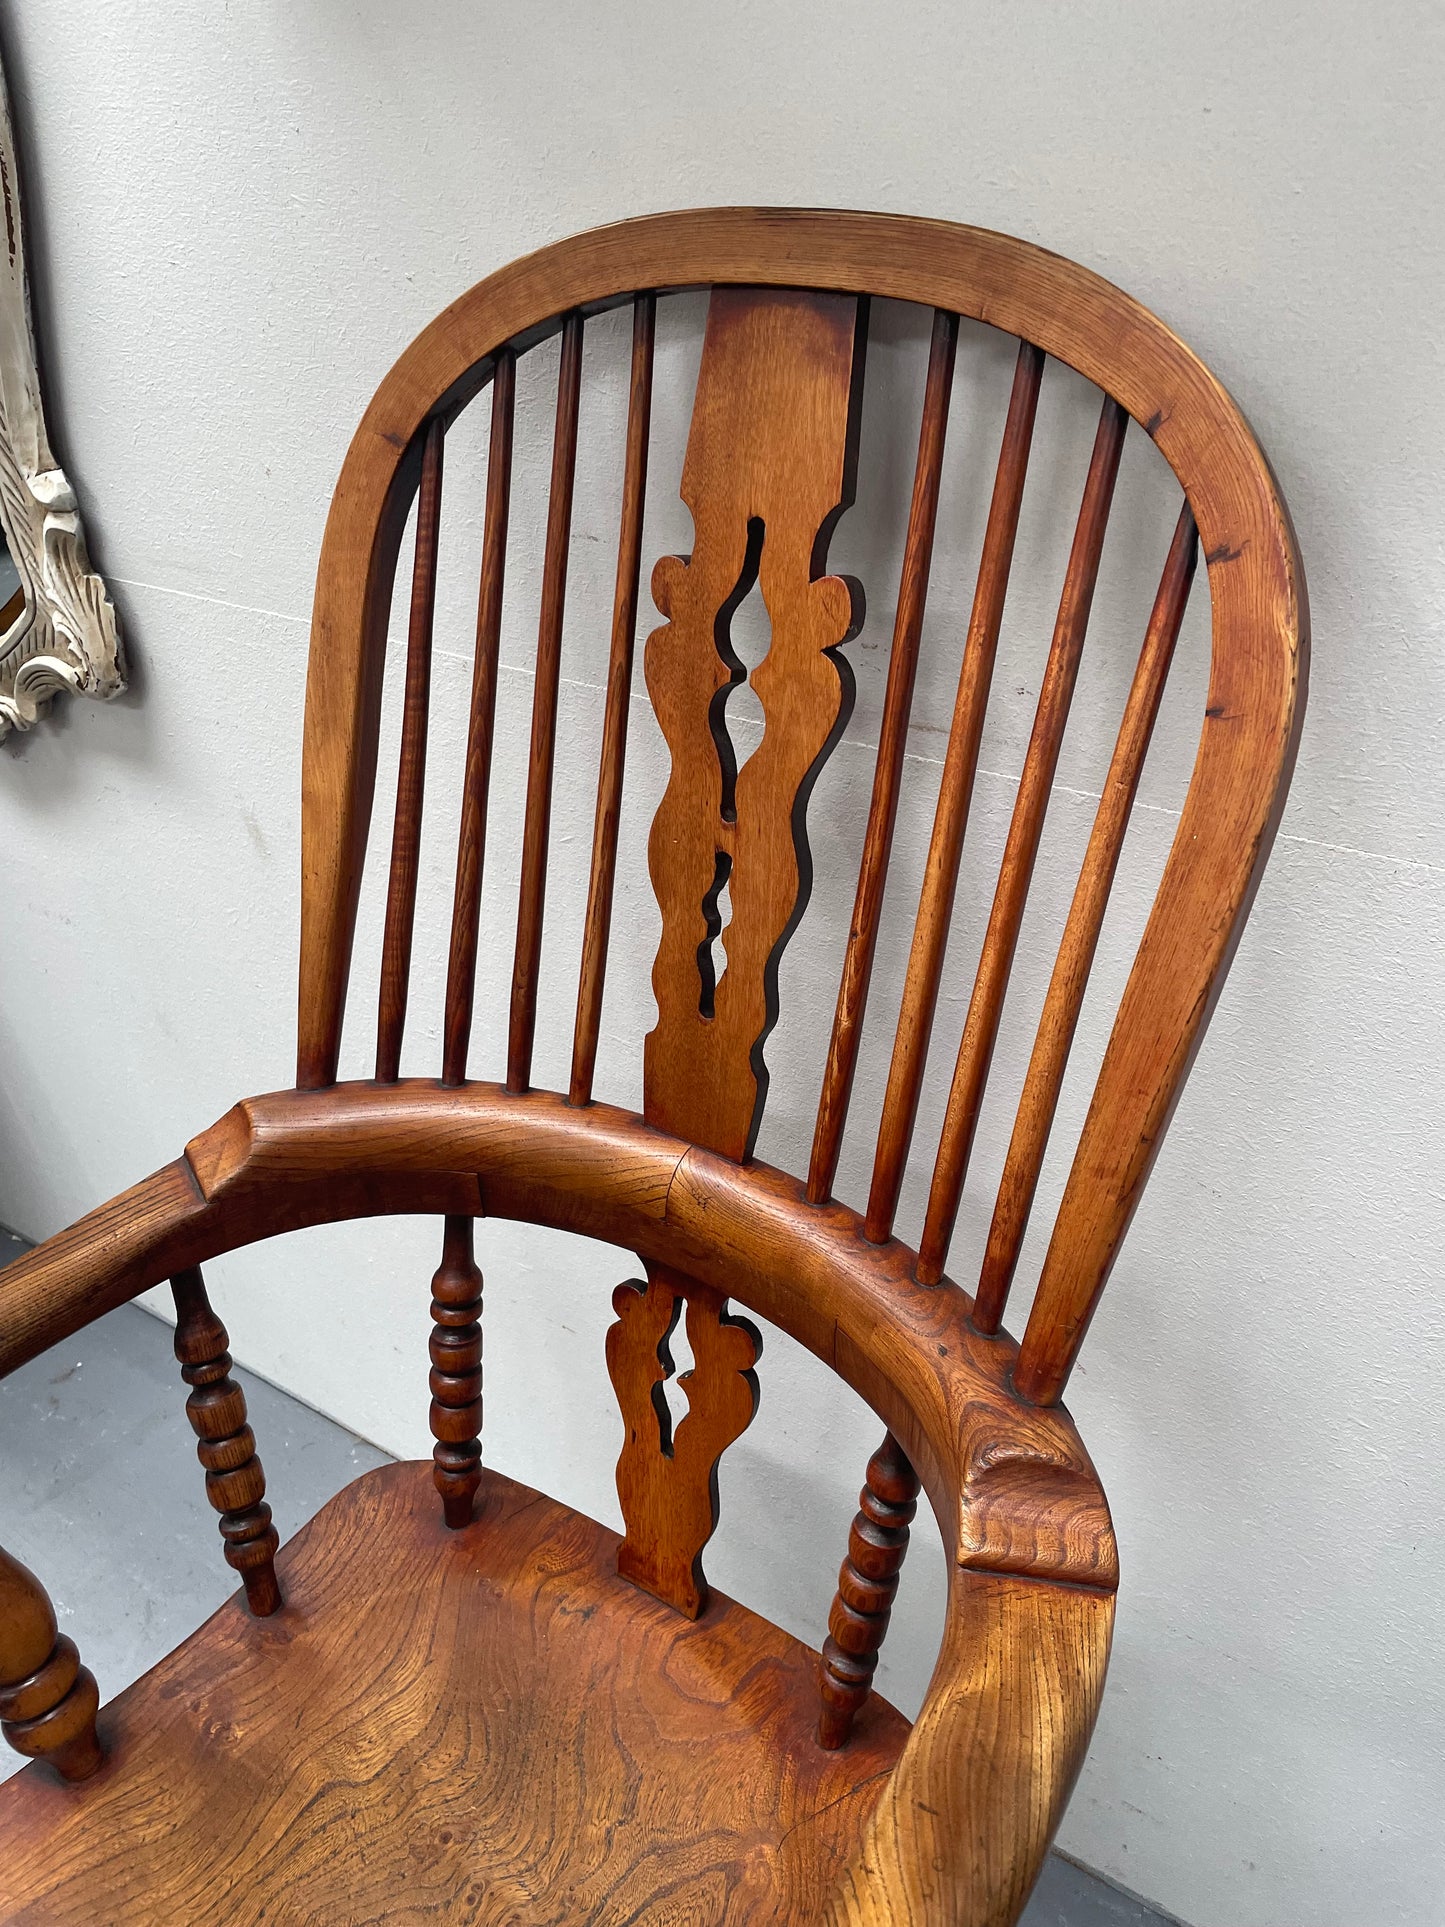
[0,1234,1179,1927]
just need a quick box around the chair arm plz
[0,1154,481,1380]
[0,1161,205,1376]
[825,1569,1113,1927]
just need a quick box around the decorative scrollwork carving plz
[0,58,122,738]
[642,287,866,1160]
[606,1262,761,1618]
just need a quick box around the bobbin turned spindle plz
[818,1431,920,1749]
[170,1267,281,1616]
[0,1544,103,1781]
[429,1215,484,1528]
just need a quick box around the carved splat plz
[606,1262,761,1618]
[643,287,867,1161]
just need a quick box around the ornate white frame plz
[0,57,121,739]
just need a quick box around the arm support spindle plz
[818,1432,920,1749]
[429,1215,484,1528]
[171,1267,281,1616]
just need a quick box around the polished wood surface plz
[170,1267,281,1615]
[0,1059,1123,1927]
[918,396,1128,1287]
[297,210,1306,1398]
[607,1263,761,1617]
[978,504,1198,1333]
[0,1549,101,1784]
[428,1213,484,1528]
[810,308,957,1207]
[375,413,444,1084]
[0,208,1306,1922]
[441,350,514,1088]
[509,309,584,1095]
[826,1574,1112,1927]
[864,341,1043,1242]
[4,1080,1121,1598]
[571,292,656,1107]
[819,1432,920,1750]
[0,1153,484,1382]
[643,286,865,1160]
[0,1464,909,1925]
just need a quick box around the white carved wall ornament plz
[0,58,122,739]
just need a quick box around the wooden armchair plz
[0,210,1306,1925]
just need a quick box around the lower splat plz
[605,1261,761,1618]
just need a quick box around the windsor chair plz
[0,209,1306,1926]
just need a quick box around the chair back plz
[297,208,1306,1405]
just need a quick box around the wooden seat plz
[0,209,1306,1924]
[0,1464,909,1924]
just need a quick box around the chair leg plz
[429,1215,483,1528]
[818,1430,919,1749]
[170,1267,281,1616]
[0,1544,102,1781]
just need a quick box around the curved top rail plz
[299,207,1307,1401]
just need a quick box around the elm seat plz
[0,209,1305,1925]
[0,1466,912,1925]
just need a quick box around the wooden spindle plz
[808,309,959,1204]
[0,1544,102,1781]
[376,415,445,1083]
[916,395,1128,1287]
[570,293,656,1107]
[509,311,585,1095]
[865,342,1045,1244]
[429,1214,484,1529]
[818,1432,919,1750]
[976,505,1198,1332]
[442,350,516,1087]
[170,1267,281,1616]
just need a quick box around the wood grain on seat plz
[0,1463,908,1925]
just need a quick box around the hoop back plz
[297,209,1307,1408]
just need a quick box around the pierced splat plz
[606,1262,761,1617]
[643,287,867,1162]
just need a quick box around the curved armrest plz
[0,1153,481,1379]
[0,1080,1117,1923]
[826,1570,1112,1925]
